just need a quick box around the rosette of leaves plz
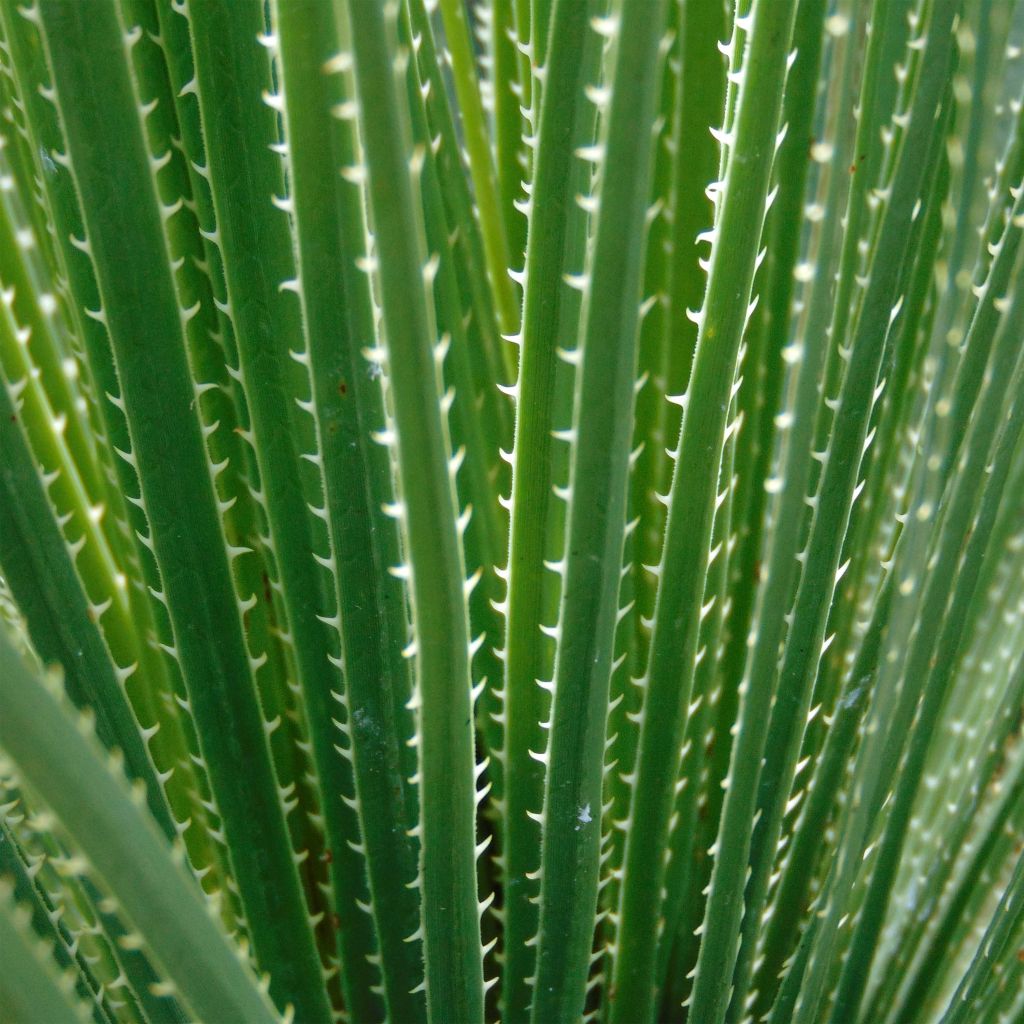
[0,1,1021,1022]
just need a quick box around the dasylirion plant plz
[0,0,1022,1021]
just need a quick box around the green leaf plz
[0,628,280,1024]
[30,4,329,1016]
[613,3,799,1020]
[340,0,486,1018]
[497,0,603,1016]
[270,2,424,1019]
[0,879,93,1024]
[529,4,669,1021]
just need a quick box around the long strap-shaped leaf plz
[938,850,1024,1024]
[490,0,528,264]
[714,0,829,763]
[0,382,171,835]
[0,880,93,1024]
[0,3,160,614]
[0,822,123,1024]
[397,0,510,808]
[824,279,1024,1024]
[32,4,329,1019]
[0,4,198,798]
[0,806,184,1024]
[782,279,1024,1024]
[407,0,517,405]
[747,569,898,1019]
[437,0,517,336]
[498,1,601,1016]
[4,0,239,912]
[690,4,958,1021]
[0,172,104,508]
[182,1,413,1016]
[270,2,424,1020]
[0,7,117,509]
[0,630,280,1024]
[528,4,668,1021]
[340,1,486,1019]
[720,6,867,1014]
[608,2,797,1020]
[884,660,1024,1024]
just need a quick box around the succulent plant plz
[0,0,1022,1022]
